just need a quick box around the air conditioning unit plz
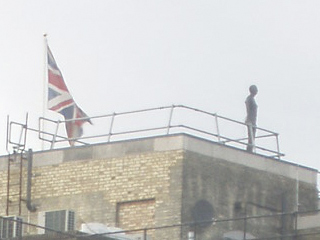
[0,216,23,239]
[38,210,75,234]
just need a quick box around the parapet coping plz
[0,133,317,185]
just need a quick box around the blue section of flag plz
[60,105,75,120]
[47,44,91,145]
[48,88,60,101]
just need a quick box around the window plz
[38,210,75,234]
[0,216,23,239]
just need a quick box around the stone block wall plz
[180,151,318,240]
[0,146,184,239]
[0,134,318,240]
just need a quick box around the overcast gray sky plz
[0,1,320,171]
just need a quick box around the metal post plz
[23,113,28,149]
[26,149,36,212]
[166,105,174,135]
[18,126,24,147]
[214,114,221,142]
[275,134,281,159]
[18,113,28,149]
[6,152,12,216]
[6,115,10,153]
[108,113,116,142]
[18,151,24,216]
[50,120,61,149]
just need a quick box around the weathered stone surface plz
[0,134,318,239]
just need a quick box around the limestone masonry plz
[0,134,318,239]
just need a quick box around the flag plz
[47,45,91,145]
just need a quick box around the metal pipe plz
[6,115,10,153]
[166,105,174,135]
[50,120,61,149]
[19,152,23,215]
[26,149,36,212]
[108,113,116,142]
[276,134,281,159]
[14,104,283,157]
[214,114,221,142]
[6,152,12,216]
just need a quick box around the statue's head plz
[249,85,258,95]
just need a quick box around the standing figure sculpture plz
[245,85,258,152]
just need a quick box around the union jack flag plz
[47,45,91,145]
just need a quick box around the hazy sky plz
[0,1,320,172]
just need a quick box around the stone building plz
[0,133,318,240]
[0,106,319,239]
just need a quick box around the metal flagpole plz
[42,33,48,150]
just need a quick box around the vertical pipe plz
[166,105,174,135]
[26,149,36,212]
[6,153,11,216]
[108,113,116,142]
[18,152,23,216]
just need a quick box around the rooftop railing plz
[7,105,284,159]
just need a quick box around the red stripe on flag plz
[48,71,69,92]
[49,99,74,111]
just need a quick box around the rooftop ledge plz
[2,105,317,184]
[1,133,317,185]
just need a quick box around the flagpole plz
[42,33,48,150]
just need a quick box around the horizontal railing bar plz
[222,133,276,144]
[39,105,175,124]
[7,105,283,159]
[39,105,279,140]
[37,121,283,158]
[172,125,284,156]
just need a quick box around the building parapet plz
[1,134,316,185]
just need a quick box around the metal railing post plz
[50,120,61,149]
[166,105,174,135]
[275,133,281,159]
[108,113,116,142]
[214,114,221,142]
[6,105,283,158]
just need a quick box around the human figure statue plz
[245,85,258,152]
